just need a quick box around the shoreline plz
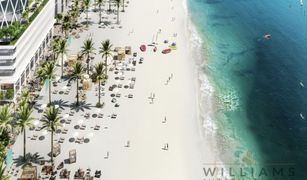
[184,0,235,177]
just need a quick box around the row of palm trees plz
[38,37,112,108]
[0,90,62,170]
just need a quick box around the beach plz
[9,0,221,179]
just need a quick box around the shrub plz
[5,89,14,100]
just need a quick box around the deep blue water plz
[188,0,307,178]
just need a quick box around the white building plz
[0,0,55,102]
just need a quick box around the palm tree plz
[70,62,84,106]
[115,0,121,24]
[37,62,56,105]
[55,13,63,24]
[62,15,71,38]
[0,162,9,180]
[81,38,96,75]
[52,38,60,61]
[41,106,61,164]
[58,39,68,79]
[99,40,113,77]
[19,89,30,108]
[0,105,13,134]
[92,63,106,107]
[97,0,104,24]
[16,104,34,159]
[83,0,91,27]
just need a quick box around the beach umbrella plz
[87,132,94,138]
[62,86,68,90]
[41,104,47,109]
[55,76,61,81]
[73,132,79,137]
[63,114,69,119]
[33,120,39,127]
[96,109,101,113]
[42,130,48,135]
[78,119,84,125]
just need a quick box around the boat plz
[140,45,146,52]
[264,34,271,40]
[162,48,171,54]
[300,81,304,88]
[300,113,305,120]
[300,0,304,6]
[153,46,157,52]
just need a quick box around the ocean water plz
[188,0,307,178]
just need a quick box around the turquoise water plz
[5,149,13,167]
[188,0,307,178]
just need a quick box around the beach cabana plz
[69,149,76,163]
[20,166,37,180]
[53,143,61,157]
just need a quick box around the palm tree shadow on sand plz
[70,101,92,112]
[53,99,70,110]
[14,153,45,168]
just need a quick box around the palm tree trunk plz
[23,129,26,158]
[87,56,90,75]
[86,9,89,27]
[76,80,79,105]
[99,5,102,24]
[61,0,64,12]
[105,57,108,78]
[122,0,125,12]
[98,79,101,105]
[49,80,51,105]
[117,6,119,24]
[109,0,111,11]
[51,131,54,164]
[61,54,64,78]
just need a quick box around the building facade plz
[0,0,28,28]
[0,0,55,102]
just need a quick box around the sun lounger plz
[128,94,133,98]
[94,125,100,130]
[80,125,86,130]
[62,129,68,134]
[31,135,38,140]
[98,113,103,118]
[65,119,71,124]
[111,114,117,119]
[59,137,65,143]
[129,84,134,89]
[76,137,84,144]
[57,162,64,170]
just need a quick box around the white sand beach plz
[9,0,220,179]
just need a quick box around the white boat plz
[300,81,304,88]
[301,0,304,6]
[300,113,305,120]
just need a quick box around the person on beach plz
[162,116,167,123]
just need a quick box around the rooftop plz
[0,0,49,45]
